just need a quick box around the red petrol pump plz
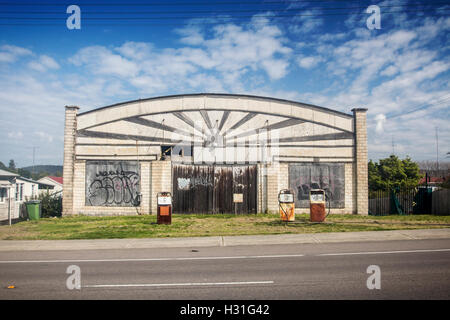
[309,189,326,222]
[157,192,172,225]
[278,189,295,222]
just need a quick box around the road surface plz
[0,239,449,300]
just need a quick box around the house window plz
[15,183,23,201]
[0,188,6,202]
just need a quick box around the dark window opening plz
[162,145,193,158]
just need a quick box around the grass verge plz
[0,213,449,240]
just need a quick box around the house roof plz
[419,176,446,184]
[47,176,63,185]
[0,169,19,177]
[16,176,40,184]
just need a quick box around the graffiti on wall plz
[289,163,345,208]
[86,161,140,207]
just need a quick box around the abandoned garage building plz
[62,93,368,216]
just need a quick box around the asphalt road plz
[0,239,449,300]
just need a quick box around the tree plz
[8,159,16,171]
[369,155,422,191]
[402,157,422,187]
[18,168,31,179]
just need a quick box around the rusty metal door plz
[173,164,257,214]
[172,165,213,214]
[231,166,257,214]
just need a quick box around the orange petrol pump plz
[309,189,326,222]
[278,189,295,222]
[157,192,172,225]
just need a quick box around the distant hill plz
[21,165,63,176]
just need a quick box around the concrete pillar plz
[150,160,172,214]
[266,162,288,213]
[62,105,79,216]
[352,108,368,215]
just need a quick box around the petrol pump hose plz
[279,202,290,220]
[325,191,332,219]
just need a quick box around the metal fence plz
[432,189,450,215]
[369,187,437,216]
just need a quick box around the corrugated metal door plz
[173,164,256,214]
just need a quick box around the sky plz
[0,0,449,168]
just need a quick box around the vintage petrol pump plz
[278,189,295,222]
[157,192,172,225]
[309,189,326,222]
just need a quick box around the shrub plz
[38,192,62,218]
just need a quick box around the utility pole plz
[30,146,39,177]
[391,136,395,155]
[435,127,439,173]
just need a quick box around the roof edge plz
[77,93,354,119]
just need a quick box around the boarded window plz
[289,163,345,208]
[85,161,140,207]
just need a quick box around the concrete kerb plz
[0,228,449,252]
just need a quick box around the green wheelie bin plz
[25,200,41,220]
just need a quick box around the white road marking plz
[1,249,448,264]
[0,254,304,264]
[83,280,274,288]
[318,248,450,256]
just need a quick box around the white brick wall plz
[353,109,368,215]
[71,160,152,216]
[150,160,172,214]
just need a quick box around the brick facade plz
[62,95,368,216]
[352,108,369,215]
[62,106,79,216]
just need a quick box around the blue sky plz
[0,0,449,168]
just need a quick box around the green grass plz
[0,213,449,240]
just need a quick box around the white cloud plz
[380,65,398,77]
[176,26,205,45]
[375,114,386,133]
[0,45,32,63]
[290,14,449,160]
[297,56,322,69]
[115,42,152,61]
[290,10,324,34]
[129,76,168,95]
[7,131,23,139]
[68,17,292,88]
[28,55,60,72]
[35,131,53,143]
[69,46,140,78]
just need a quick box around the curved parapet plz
[75,93,355,163]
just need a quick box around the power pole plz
[32,146,39,176]
[435,127,439,173]
[391,136,395,155]
[26,146,39,178]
